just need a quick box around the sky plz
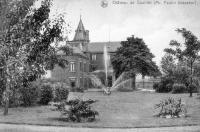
[46,0,200,66]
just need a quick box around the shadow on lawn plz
[48,117,100,123]
[49,117,69,122]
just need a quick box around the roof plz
[70,45,87,58]
[73,18,86,41]
[88,41,121,53]
[57,42,87,58]
[76,18,85,31]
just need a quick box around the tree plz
[164,28,200,97]
[161,53,190,86]
[161,54,176,76]
[0,0,70,115]
[111,35,160,89]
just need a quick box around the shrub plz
[1,82,40,107]
[166,83,173,92]
[53,99,99,122]
[19,83,40,107]
[7,82,40,107]
[153,82,159,90]
[172,83,187,94]
[39,84,53,105]
[155,97,187,118]
[188,83,198,93]
[0,80,5,105]
[154,77,174,93]
[8,88,22,107]
[53,83,69,102]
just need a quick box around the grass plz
[0,91,200,128]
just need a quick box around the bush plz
[155,97,187,118]
[53,99,99,122]
[154,77,174,93]
[189,83,198,93]
[19,83,40,107]
[172,83,187,94]
[8,88,22,107]
[153,82,159,90]
[0,80,5,105]
[1,82,40,107]
[39,84,53,105]
[53,83,69,102]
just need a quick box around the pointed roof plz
[73,18,86,41]
[77,18,85,31]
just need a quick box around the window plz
[92,54,96,61]
[70,62,75,72]
[80,62,82,71]
[80,77,83,87]
[84,63,87,72]
[69,77,76,88]
[79,43,83,50]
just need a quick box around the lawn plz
[0,91,200,128]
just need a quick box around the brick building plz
[50,18,121,89]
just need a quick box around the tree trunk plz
[3,67,10,115]
[189,62,193,97]
[3,79,10,115]
[142,75,145,89]
[131,74,136,90]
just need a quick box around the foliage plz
[155,98,187,118]
[39,84,53,105]
[172,83,187,94]
[193,63,200,78]
[1,82,40,107]
[8,88,22,107]
[19,82,40,106]
[53,83,69,102]
[0,0,70,115]
[0,80,5,105]
[111,35,161,89]
[53,99,99,122]
[161,54,176,76]
[172,66,190,85]
[154,77,174,93]
[153,82,159,90]
[161,53,190,85]
[112,35,161,78]
[188,83,198,93]
[164,28,200,97]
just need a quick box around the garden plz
[0,91,200,128]
[0,0,200,129]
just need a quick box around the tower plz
[73,17,89,52]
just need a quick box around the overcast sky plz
[47,0,200,66]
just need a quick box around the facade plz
[50,18,121,89]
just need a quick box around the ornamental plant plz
[53,99,99,122]
[155,97,187,118]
